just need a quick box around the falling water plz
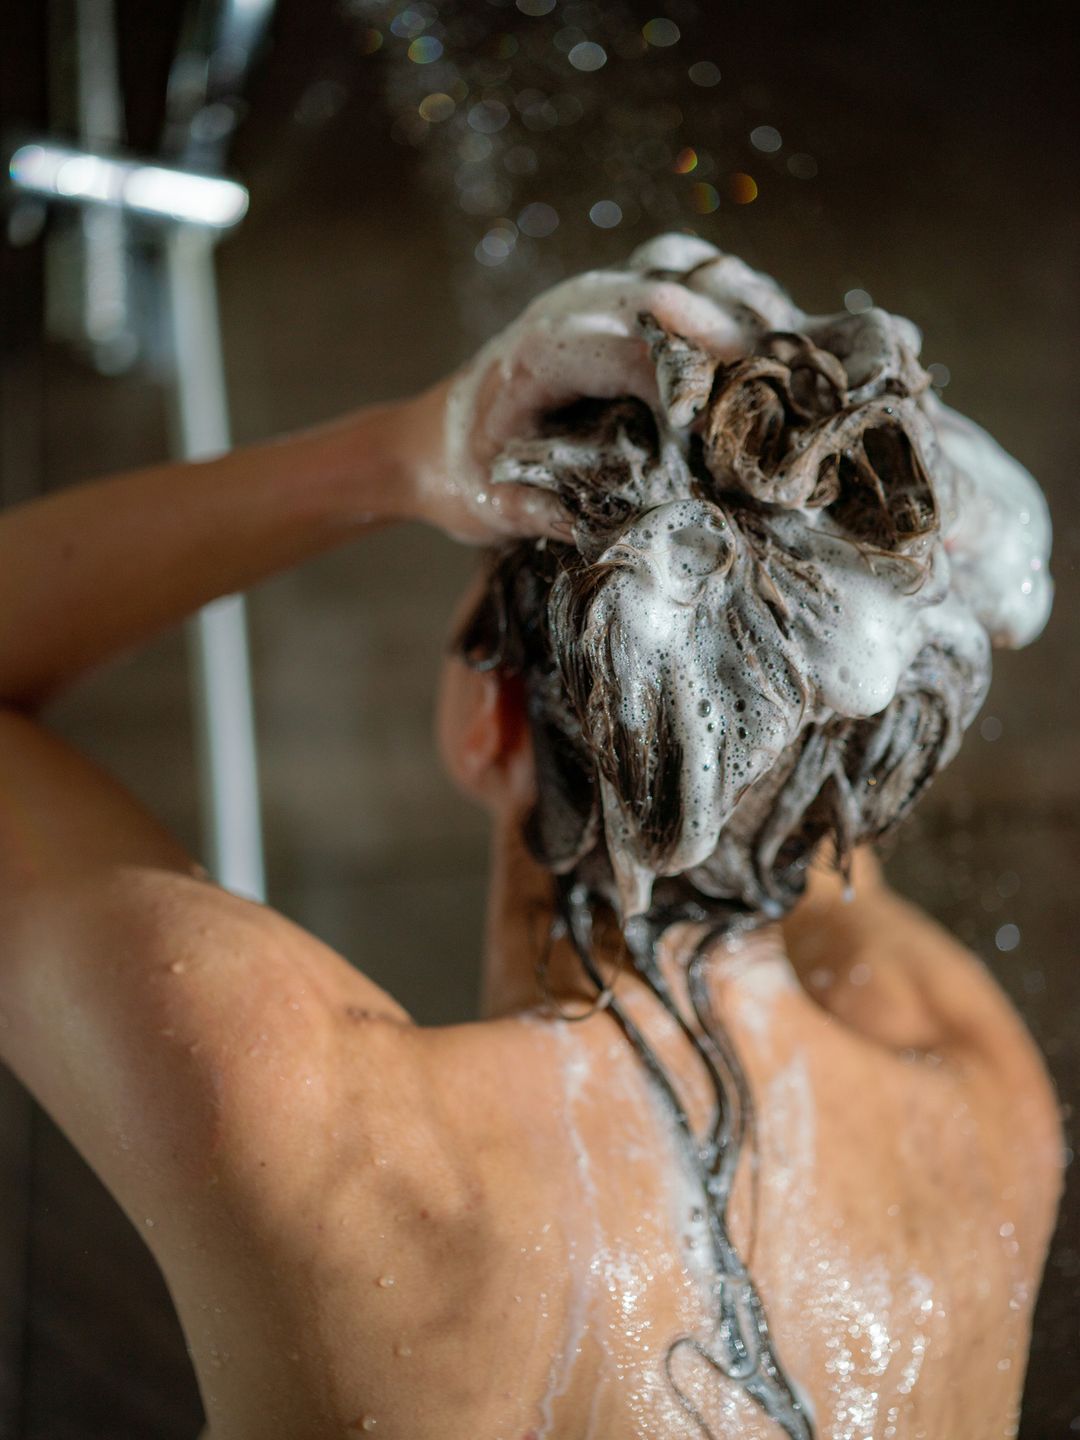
[343,0,818,336]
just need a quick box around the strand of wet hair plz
[625,926,812,1439]
[554,878,814,1440]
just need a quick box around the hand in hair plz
[394,252,756,544]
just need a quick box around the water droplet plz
[468,100,510,135]
[390,8,426,39]
[750,125,782,153]
[688,60,721,88]
[643,18,680,47]
[377,1274,396,1288]
[589,199,622,228]
[568,41,607,73]
[995,923,1020,953]
[418,92,455,123]
[689,182,719,214]
[504,144,537,176]
[518,202,559,238]
[728,172,757,204]
[407,36,442,65]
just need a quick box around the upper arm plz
[0,706,410,1237]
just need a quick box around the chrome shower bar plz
[6,0,271,904]
[8,142,249,229]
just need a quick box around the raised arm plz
[0,375,578,714]
[0,399,416,711]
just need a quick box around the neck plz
[479,812,789,1022]
[480,814,586,1018]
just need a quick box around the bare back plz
[134,893,1061,1440]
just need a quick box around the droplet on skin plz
[377,1274,395,1288]
[394,1341,413,1358]
[169,960,187,974]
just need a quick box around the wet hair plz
[454,269,1046,1439]
[459,308,988,930]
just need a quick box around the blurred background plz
[1,0,1077,1435]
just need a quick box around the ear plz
[437,657,534,810]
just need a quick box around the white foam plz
[457,236,1052,918]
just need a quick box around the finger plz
[463,277,745,472]
[483,483,574,542]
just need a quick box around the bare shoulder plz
[0,864,423,1239]
[785,852,1063,1238]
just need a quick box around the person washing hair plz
[0,237,1061,1439]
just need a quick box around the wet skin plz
[0,801,1060,1439]
[0,281,1063,1437]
